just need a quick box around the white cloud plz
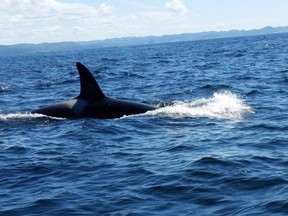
[1,0,287,45]
[99,3,114,14]
[1,0,98,21]
[165,0,188,14]
[0,0,115,44]
[0,0,192,45]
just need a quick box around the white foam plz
[144,91,254,120]
[0,113,64,121]
[1,85,10,91]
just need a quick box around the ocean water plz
[0,33,287,215]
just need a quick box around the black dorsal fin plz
[76,62,106,101]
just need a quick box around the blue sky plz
[1,0,288,45]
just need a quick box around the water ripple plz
[1,33,288,215]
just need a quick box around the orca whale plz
[31,62,157,119]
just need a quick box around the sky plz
[1,0,288,45]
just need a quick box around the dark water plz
[1,33,288,215]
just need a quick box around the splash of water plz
[145,91,254,120]
[0,113,63,121]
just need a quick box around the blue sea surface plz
[0,33,288,215]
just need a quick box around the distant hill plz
[1,26,288,56]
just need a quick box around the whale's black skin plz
[31,62,157,119]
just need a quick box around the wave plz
[143,91,254,120]
[0,113,63,121]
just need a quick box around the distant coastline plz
[1,26,288,56]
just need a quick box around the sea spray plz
[0,113,64,121]
[145,91,254,120]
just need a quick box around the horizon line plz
[1,25,287,47]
